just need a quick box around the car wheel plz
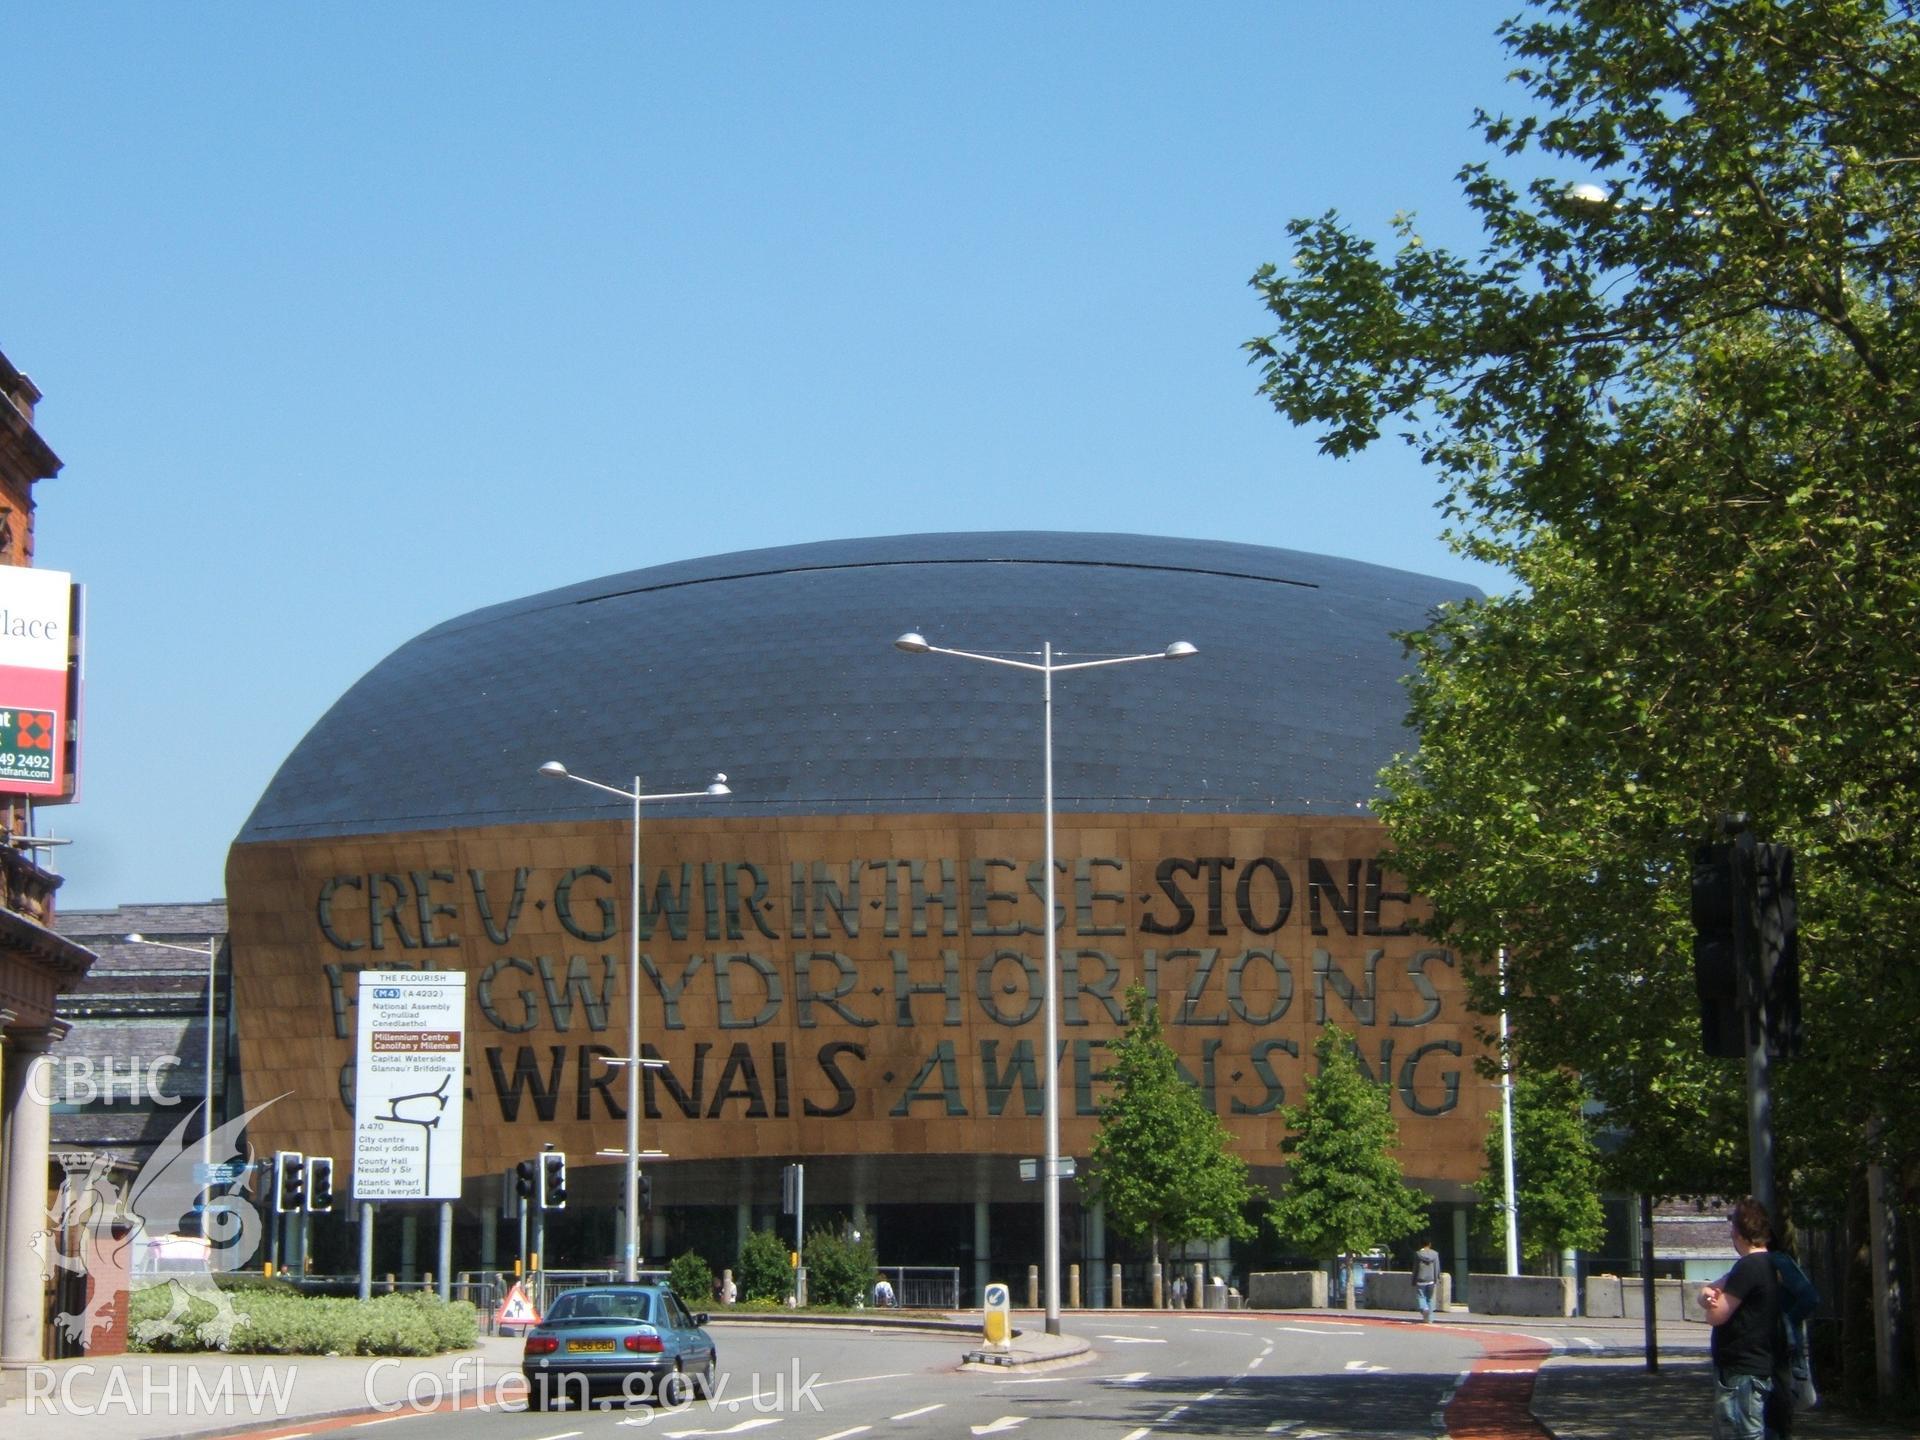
[695,1353,717,1399]
[527,1377,548,1412]
[660,1368,694,1408]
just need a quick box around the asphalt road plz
[262,1313,1506,1440]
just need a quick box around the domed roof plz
[233,532,1475,844]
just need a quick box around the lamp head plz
[1564,182,1611,206]
[1164,640,1198,659]
[538,761,569,779]
[893,632,931,654]
[706,774,731,796]
[125,932,145,944]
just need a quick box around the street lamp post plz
[126,932,221,1188]
[539,761,730,1281]
[893,632,1196,1335]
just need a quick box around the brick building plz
[0,348,97,1375]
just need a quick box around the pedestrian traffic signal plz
[515,1158,538,1202]
[639,1172,653,1212]
[275,1150,306,1213]
[540,1152,568,1210]
[1752,842,1801,1059]
[1691,841,1745,1058]
[305,1156,335,1213]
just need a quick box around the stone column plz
[973,1199,991,1309]
[1086,1201,1107,1308]
[1,1032,56,1370]
[1451,1205,1470,1309]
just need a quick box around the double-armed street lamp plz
[126,931,222,1188]
[538,761,731,1281]
[892,632,1196,1335]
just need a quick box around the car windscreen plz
[546,1290,653,1324]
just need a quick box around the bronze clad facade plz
[226,533,1493,1283]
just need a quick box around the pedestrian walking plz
[1170,1274,1188,1310]
[1700,1197,1782,1440]
[1413,1237,1441,1322]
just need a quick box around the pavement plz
[1,1309,1912,1439]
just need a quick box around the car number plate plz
[568,1339,616,1353]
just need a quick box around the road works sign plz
[352,970,466,1200]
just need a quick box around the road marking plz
[890,1404,943,1419]
[1247,1355,1264,1368]
[663,1420,781,1437]
[969,1419,1026,1436]
[817,1428,870,1440]
[1095,1334,1167,1344]
[352,1420,411,1429]
[1193,1327,1251,1336]
[1344,1359,1389,1373]
[531,1433,583,1440]
[1269,1323,1362,1334]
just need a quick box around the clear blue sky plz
[7,2,1531,911]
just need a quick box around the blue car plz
[521,1284,718,1410]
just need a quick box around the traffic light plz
[515,1158,538,1203]
[1753,842,1801,1059]
[274,1150,306,1213]
[540,1151,568,1210]
[305,1156,334,1214]
[1691,841,1745,1058]
[639,1172,653,1212]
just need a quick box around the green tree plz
[799,1227,878,1308]
[1477,1069,1608,1267]
[1270,1024,1428,1300]
[1087,985,1257,1271]
[668,1250,716,1310]
[1244,0,1920,1224]
[737,1227,792,1304]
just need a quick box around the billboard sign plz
[352,970,466,1200]
[0,567,74,795]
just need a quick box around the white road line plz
[1247,1355,1265,1368]
[530,1433,583,1440]
[1269,1324,1362,1334]
[663,1420,781,1438]
[890,1403,943,1419]
[352,1420,412,1430]
[816,1428,871,1440]
[1095,1334,1168,1344]
[968,1419,1026,1436]
[1121,1430,1152,1440]
[1344,1360,1389,1373]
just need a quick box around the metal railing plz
[870,1266,961,1310]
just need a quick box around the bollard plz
[1111,1263,1123,1309]
[1069,1263,1081,1309]
[1150,1261,1163,1310]
[1189,1261,1205,1310]
[1027,1265,1039,1310]
[385,1272,396,1294]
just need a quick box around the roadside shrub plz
[738,1227,793,1303]
[802,1228,877,1308]
[128,1284,476,1355]
[669,1250,716,1308]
